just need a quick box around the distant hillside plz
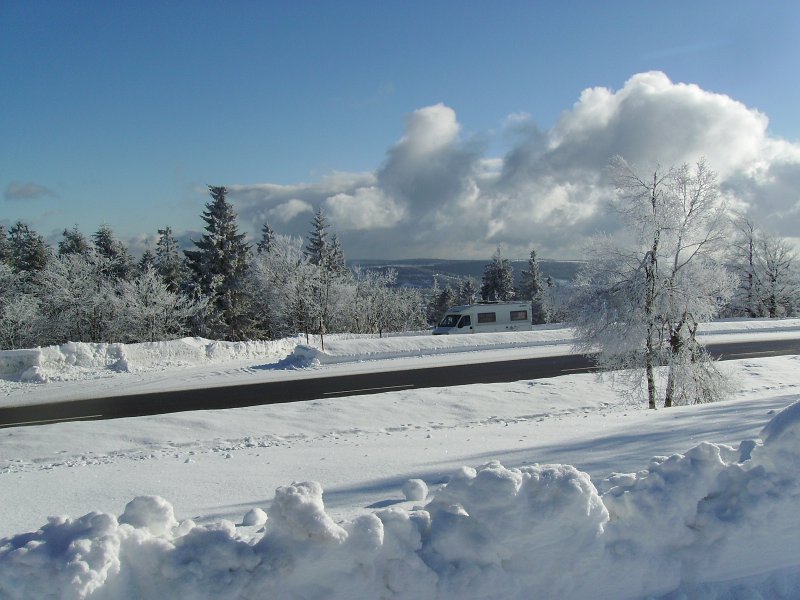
[350,258,584,289]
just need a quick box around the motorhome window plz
[477,312,496,323]
[439,314,460,328]
[458,315,471,328]
[510,310,529,321]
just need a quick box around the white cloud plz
[324,187,405,231]
[228,72,800,259]
[269,199,313,223]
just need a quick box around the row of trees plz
[0,187,425,350]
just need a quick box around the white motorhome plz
[432,301,533,334]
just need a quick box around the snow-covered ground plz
[2,319,800,599]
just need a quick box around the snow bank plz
[289,318,800,367]
[3,401,800,599]
[0,337,301,383]
[3,318,799,382]
[291,325,576,366]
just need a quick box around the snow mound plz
[0,337,301,382]
[290,326,575,366]
[3,400,800,599]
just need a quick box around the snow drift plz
[0,337,302,383]
[4,318,799,382]
[3,401,800,599]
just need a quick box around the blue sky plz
[2,1,799,259]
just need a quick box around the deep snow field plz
[2,319,800,599]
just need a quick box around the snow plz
[1,319,800,598]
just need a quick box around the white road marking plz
[723,351,777,358]
[323,384,415,396]
[2,414,104,428]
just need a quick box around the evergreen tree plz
[138,248,157,273]
[0,225,13,265]
[155,226,190,292]
[93,224,134,280]
[256,223,275,254]
[58,225,92,257]
[432,285,456,324]
[184,185,254,340]
[326,233,347,275]
[456,277,478,305]
[480,247,515,301]
[8,221,50,273]
[305,208,329,266]
[518,248,547,324]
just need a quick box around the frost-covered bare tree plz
[250,234,310,339]
[572,157,735,409]
[727,216,760,318]
[110,267,207,343]
[348,268,425,336]
[0,262,44,349]
[36,252,120,344]
[757,233,798,318]
[727,218,799,318]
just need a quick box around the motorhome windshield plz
[438,314,461,328]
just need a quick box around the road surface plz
[1,337,798,428]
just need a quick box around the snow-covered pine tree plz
[8,221,50,273]
[327,233,347,275]
[0,225,11,266]
[138,248,157,274]
[155,226,190,292]
[305,208,329,266]
[480,247,515,301]
[256,223,275,254]
[185,185,255,340]
[518,248,547,324]
[431,285,456,325]
[93,224,134,280]
[58,226,92,257]
[456,277,478,305]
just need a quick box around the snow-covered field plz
[2,319,800,599]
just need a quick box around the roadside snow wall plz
[0,337,302,383]
[2,401,800,599]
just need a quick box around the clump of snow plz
[264,481,346,544]
[118,495,178,537]
[241,507,267,528]
[3,400,800,599]
[402,478,428,501]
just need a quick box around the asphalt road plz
[1,337,798,429]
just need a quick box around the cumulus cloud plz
[4,181,56,201]
[324,187,405,230]
[229,72,800,259]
